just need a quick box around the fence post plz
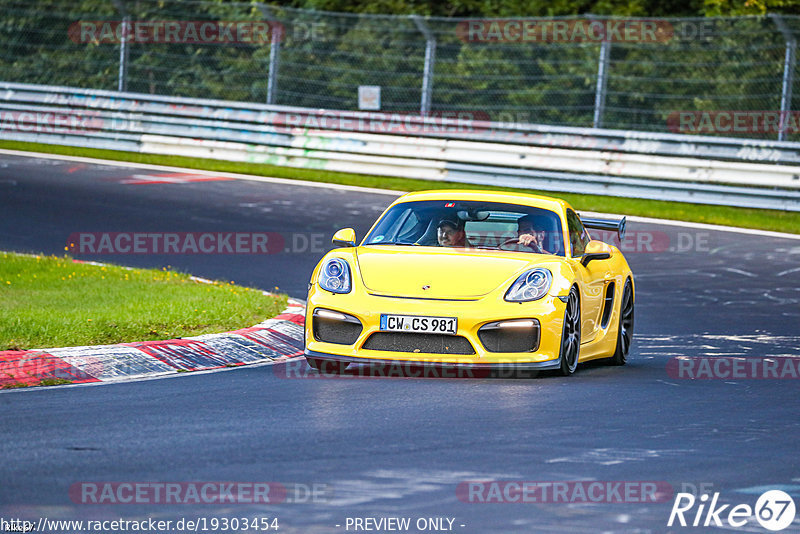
[593,39,611,129]
[771,14,796,142]
[112,0,129,92]
[258,4,281,105]
[411,15,436,116]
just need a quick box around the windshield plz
[364,200,565,256]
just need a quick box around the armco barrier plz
[2,82,800,211]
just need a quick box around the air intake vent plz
[600,282,615,329]
[312,309,362,345]
[363,333,475,355]
[478,319,540,353]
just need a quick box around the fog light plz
[315,309,347,321]
[496,319,536,328]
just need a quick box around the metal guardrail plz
[2,82,800,211]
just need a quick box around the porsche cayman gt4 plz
[304,190,634,376]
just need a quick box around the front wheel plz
[608,279,634,366]
[306,357,349,374]
[558,287,581,376]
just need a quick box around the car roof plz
[392,190,571,214]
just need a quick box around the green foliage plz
[282,0,797,16]
[703,0,800,15]
[0,0,798,137]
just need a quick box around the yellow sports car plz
[304,190,634,376]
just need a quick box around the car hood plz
[355,246,535,299]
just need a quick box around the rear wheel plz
[608,279,634,366]
[558,287,581,376]
[306,357,349,374]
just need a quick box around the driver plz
[437,218,467,247]
[517,214,553,254]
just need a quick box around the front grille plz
[478,320,540,353]
[362,333,475,355]
[312,311,362,345]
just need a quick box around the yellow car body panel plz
[304,190,634,370]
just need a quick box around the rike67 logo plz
[668,490,796,531]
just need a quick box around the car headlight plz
[318,258,351,294]
[505,268,552,302]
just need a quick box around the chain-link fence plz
[1,0,799,141]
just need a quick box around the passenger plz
[437,219,467,247]
[517,214,553,254]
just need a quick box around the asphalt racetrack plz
[1,153,799,533]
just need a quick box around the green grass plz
[1,381,29,389]
[38,378,73,386]
[1,140,798,234]
[0,252,286,351]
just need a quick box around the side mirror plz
[331,228,356,248]
[581,239,611,267]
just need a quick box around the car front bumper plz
[305,283,567,367]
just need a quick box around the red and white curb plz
[0,298,306,389]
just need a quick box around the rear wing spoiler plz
[580,216,627,241]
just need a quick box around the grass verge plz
[0,140,797,234]
[0,252,286,351]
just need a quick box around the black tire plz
[608,279,634,366]
[306,357,349,374]
[558,287,581,376]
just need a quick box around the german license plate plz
[380,314,457,335]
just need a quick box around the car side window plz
[566,209,590,257]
